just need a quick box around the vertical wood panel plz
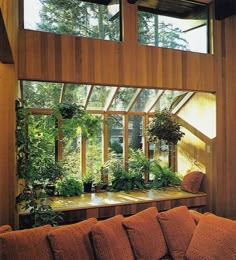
[0,0,18,227]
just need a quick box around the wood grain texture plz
[19,188,207,228]
[0,0,18,227]
[215,16,236,219]
[18,0,217,92]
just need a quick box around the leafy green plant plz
[56,102,85,119]
[128,148,150,173]
[150,161,181,189]
[56,177,83,196]
[54,102,103,140]
[16,184,63,227]
[16,99,64,226]
[146,108,185,145]
[111,164,145,192]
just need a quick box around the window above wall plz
[23,0,121,41]
[134,0,210,53]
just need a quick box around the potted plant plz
[82,172,95,193]
[56,177,83,196]
[128,148,151,183]
[146,108,185,145]
[56,102,85,119]
[150,160,182,189]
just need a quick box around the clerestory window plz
[137,1,209,53]
[23,0,121,41]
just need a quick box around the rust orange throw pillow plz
[47,218,97,260]
[91,215,134,260]
[181,171,204,193]
[122,207,167,260]
[186,213,236,259]
[158,206,196,259]
[0,225,12,234]
[0,224,53,260]
[189,210,203,224]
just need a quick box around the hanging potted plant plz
[56,102,85,119]
[146,108,185,145]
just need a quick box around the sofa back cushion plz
[91,215,134,260]
[0,225,12,234]
[47,218,97,260]
[0,224,53,260]
[158,206,196,259]
[186,213,236,259]
[122,207,167,260]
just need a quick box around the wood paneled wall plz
[1,0,236,221]
[18,1,217,92]
[0,0,18,227]
[215,15,236,218]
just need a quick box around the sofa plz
[0,206,235,260]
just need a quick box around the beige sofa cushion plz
[122,207,167,260]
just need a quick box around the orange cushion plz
[181,171,204,193]
[0,224,53,260]
[186,213,236,259]
[189,210,203,224]
[47,218,97,260]
[158,206,196,259]
[122,207,167,259]
[0,225,12,234]
[91,215,134,260]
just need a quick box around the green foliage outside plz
[37,0,120,41]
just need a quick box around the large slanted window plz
[23,0,121,41]
[137,0,209,53]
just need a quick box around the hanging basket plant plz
[146,108,185,145]
[56,102,85,119]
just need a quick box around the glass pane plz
[110,87,137,111]
[23,81,61,108]
[138,5,209,54]
[128,115,143,150]
[63,84,90,106]
[152,90,187,111]
[87,86,113,110]
[86,123,103,183]
[62,118,82,177]
[108,114,123,159]
[131,89,161,112]
[24,0,121,41]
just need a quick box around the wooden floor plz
[19,187,207,228]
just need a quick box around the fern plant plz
[150,161,181,189]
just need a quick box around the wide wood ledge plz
[19,187,207,228]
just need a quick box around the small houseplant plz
[56,177,83,196]
[82,172,95,193]
[150,161,181,189]
[56,102,85,119]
